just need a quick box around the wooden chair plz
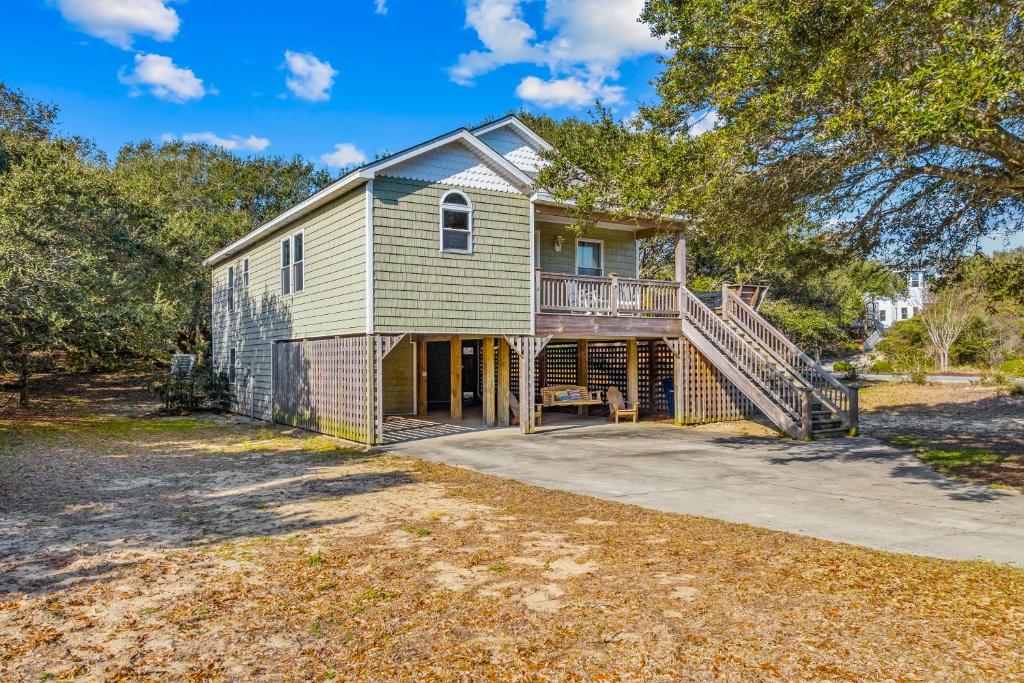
[605,386,638,424]
[509,390,543,427]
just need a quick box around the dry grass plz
[859,381,1024,490]
[2,374,1023,681]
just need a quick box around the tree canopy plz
[0,82,333,404]
[538,0,1024,264]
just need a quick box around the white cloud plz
[450,0,664,106]
[375,0,388,14]
[56,0,179,49]
[283,51,338,102]
[119,53,206,102]
[542,0,664,72]
[515,75,624,108]
[449,0,542,85]
[687,109,721,137]
[320,143,367,168]
[163,132,270,152]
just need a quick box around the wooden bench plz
[539,385,604,410]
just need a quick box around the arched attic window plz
[440,190,473,253]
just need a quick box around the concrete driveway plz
[387,421,1024,566]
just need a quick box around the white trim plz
[226,265,235,313]
[534,212,644,232]
[529,198,537,335]
[575,237,604,276]
[291,229,304,294]
[634,238,640,279]
[365,180,375,333]
[206,128,537,268]
[439,190,473,254]
[472,115,554,151]
[205,169,372,267]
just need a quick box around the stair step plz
[812,426,849,438]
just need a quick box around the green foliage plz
[0,81,333,404]
[877,319,935,373]
[1000,359,1024,377]
[1010,383,1024,397]
[148,361,230,414]
[833,360,859,380]
[760,300,845,353]
[869,359,894,374]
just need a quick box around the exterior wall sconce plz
[554,235,565,253]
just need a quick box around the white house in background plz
[866,271,927,329]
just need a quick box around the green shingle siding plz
[211,186,367,421]
[382,337,414,414]
[372,176,532,334]
[536,222,637,278]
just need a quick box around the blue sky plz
[2,0,664,167]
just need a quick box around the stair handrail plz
[680,286,807,427]
[722,288,852,419]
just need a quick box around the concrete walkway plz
[387,422,1024,566]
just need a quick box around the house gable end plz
[381,139,525,194]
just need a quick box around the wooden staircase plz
[680,286,858,440]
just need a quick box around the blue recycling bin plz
[662,377,674,412]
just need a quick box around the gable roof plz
[204,123,539,267]
[472,115,554,152]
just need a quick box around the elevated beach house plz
[205,116,857,445]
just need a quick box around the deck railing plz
[681,286,807,433]
[536,271,681,317]
[722,288,856,426]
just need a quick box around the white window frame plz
[575,238,604,277]
[291,230,304,293]
[878,309,886,322]
[229,347,236,384]
[280,230,304,296]
[910,272,922,288]
[227,265,235,312]
[439,190,473,254]
[242,257,249,289]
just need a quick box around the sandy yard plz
[858,381,1024,488]
[1,374,1023,681]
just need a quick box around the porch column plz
[674,231,687,285]
[497,338,511,426]
[519,348,535,433]
[626,338,639,410]
[450,335,462,421]
[576,340,589,416]
[482,336,496,426]
[416,335,428,416]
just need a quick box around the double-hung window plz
[227,266,235,312]
[910,272,922,288]
[242,257,249,289]
[440,191,472,253]
[229,347,236,383]
[576,239,603,277]
[281,232,304,295]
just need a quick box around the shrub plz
[1010,383,1024,397]
[869,359,893,373]
[833,360,860,379]
[909,371,927,385]
[876,318,934,373]
[999,358,1024,377]
[149,361,230,414]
